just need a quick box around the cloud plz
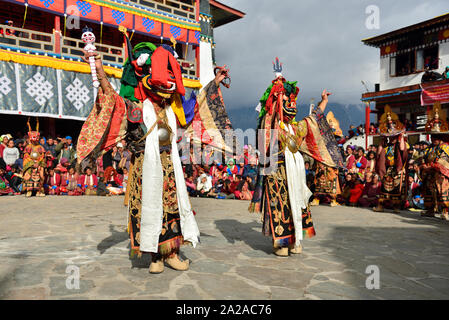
[213,0,449,130]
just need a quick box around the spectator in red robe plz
[358,173,381,207]
[349,177,365,206]
[80,167,98,196]
[45,167,61,195]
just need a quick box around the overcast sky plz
[213,0,449,127]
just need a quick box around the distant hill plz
[227,103,372,135]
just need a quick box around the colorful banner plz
[421,82,449,106]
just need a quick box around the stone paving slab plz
[0,196,449,299]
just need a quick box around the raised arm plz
[316,89,332,113]
[81,50,111,93]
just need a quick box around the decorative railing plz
[178,58,196,78]
[129,0,196,20]
[61,35,125,65]
[0,25,54,53]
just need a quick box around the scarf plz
[139,99,200,253]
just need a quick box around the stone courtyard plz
[0,196,448,300]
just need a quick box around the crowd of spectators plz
[0,133,129,197]
[0,131,260,201]
[306,142,431,211]
[0,130,435,214]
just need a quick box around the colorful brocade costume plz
[77,38,201,271]
[374,106,408,213]
[249,62,343,256]
[421,102,449,220]
[23,120,46,197]
[311,112,343,207]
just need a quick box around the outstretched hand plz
[318,89,332,112]
[214,65,231,88]
[321,89,332,102]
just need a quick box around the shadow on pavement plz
[214,219,272,254]
[97,224,129,255]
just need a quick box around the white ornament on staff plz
[81,26,100,88]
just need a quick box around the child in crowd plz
[80,167,98,196]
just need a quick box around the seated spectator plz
[5,164,22,194]
[196,173,212,197]
[338,174,352,204]
[366,151,376,173]
[80,167,98,196]
[121,168,129,192]
[237,160,246,176]
[349,177,364,206]
[354,147,368,175]
[234,180,254,200]
[96,171,110,196]
[406,174,425,210]
[358,173,381,207]
[224,159,239,178]
[208,179,225,199]
[184,172,196,196]
[104,166,124,195]
[0,159,14,195]
[45,167,61,195]
[45,151,56,169]
[220,179,236,199]
[62,166,82,196]
[345,145,356,169]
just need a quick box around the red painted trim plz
[54,16,61,54]
[209,0,245,18]
[196,44,200,79]
[195,0,199,21]
[365,103,370,150]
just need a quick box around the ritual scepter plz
[81,26,100,88]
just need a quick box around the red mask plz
[29,131,40,143]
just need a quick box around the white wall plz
[199,41,215,90]
[379,42,449,91]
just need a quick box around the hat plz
[117,142,124,148]
[378,105,405,137]
[65,136,72,140]
[425,102,449,135]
